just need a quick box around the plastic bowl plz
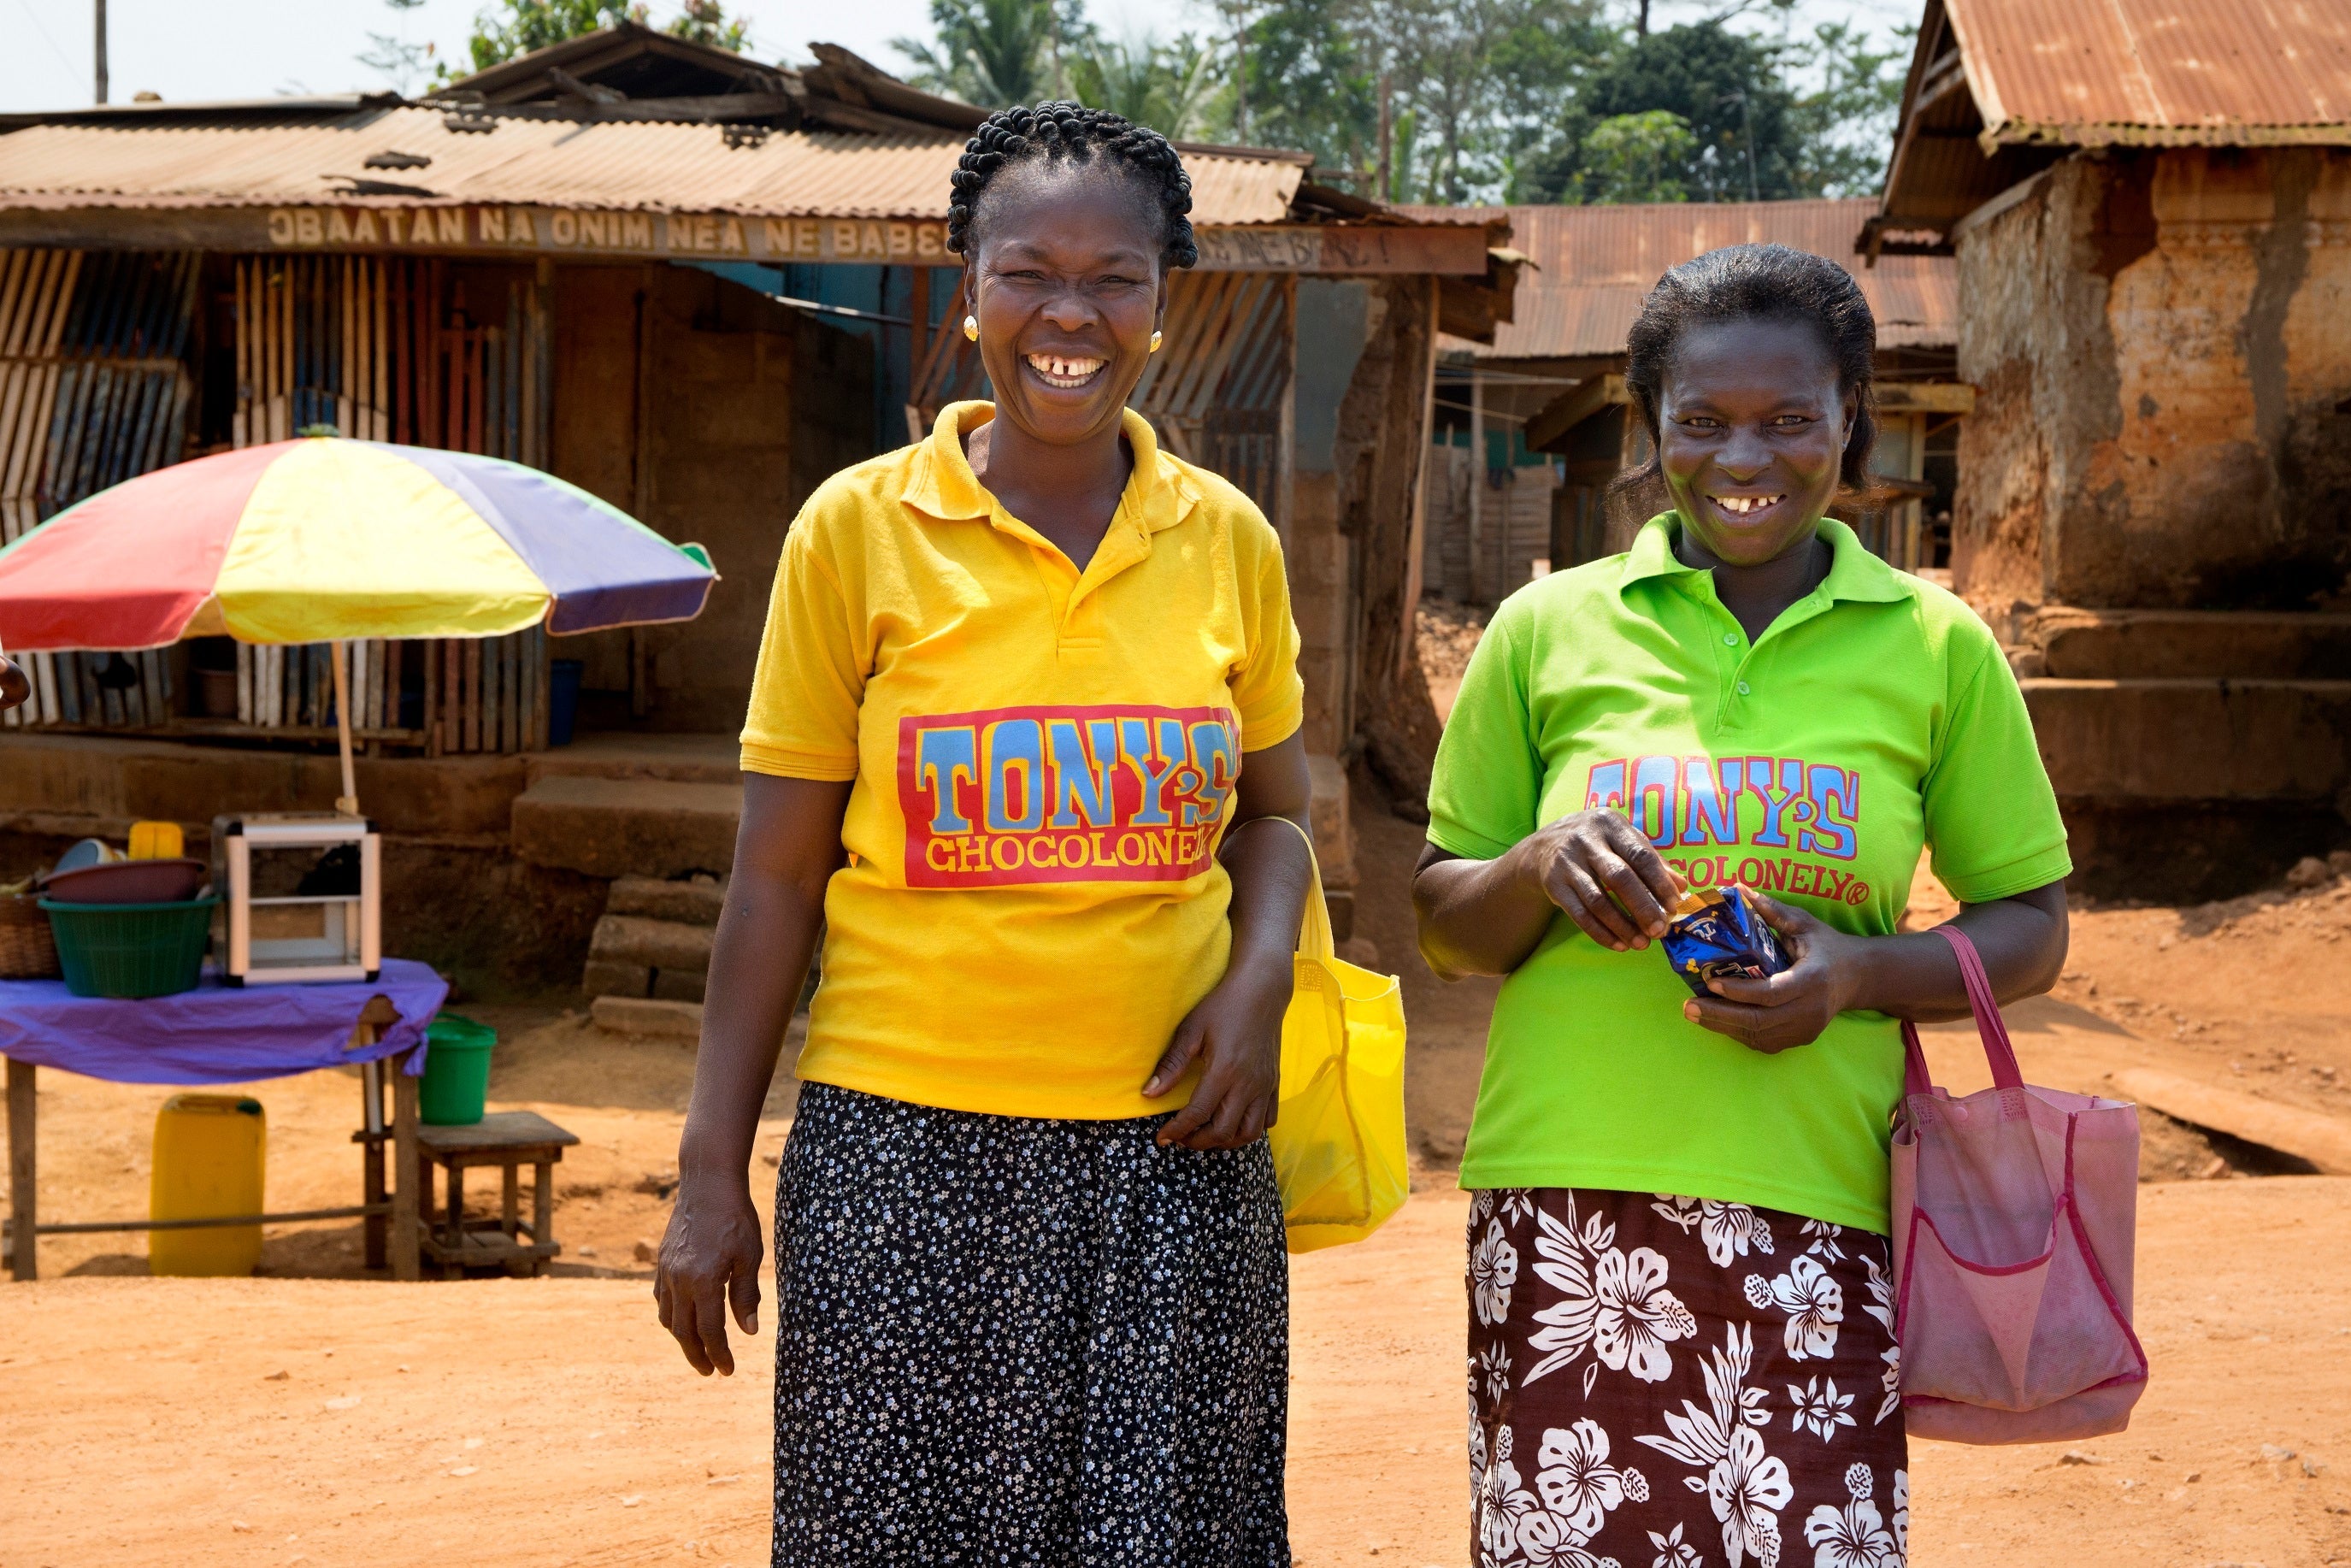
[44,858,208,905]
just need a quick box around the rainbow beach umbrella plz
[0,435,716,811]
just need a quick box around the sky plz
[0,0,1921,115]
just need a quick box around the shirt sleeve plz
[1230,522,1305,752]
[1922,633,2073,902]
[739,509,865,781]
[1426,602,1542,861]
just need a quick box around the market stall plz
[0,959,444,1280]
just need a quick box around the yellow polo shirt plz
[739,401,1305,1120]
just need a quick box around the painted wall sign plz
[0,205,1494,274]
[259,204,954,262]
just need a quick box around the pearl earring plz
[1149,329,1163,353]
[963,315,979,341]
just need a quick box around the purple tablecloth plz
[0,958,448,1085]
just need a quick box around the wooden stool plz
[412,1111,580,1279]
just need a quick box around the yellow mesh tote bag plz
[1262,818,1409,1254]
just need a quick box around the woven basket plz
[0,894,62,980]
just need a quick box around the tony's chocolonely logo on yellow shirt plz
[897,704,1240,888]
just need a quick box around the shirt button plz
[1736,681,1751,695]
[1723,634,1738,645]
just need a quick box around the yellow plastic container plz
[127,821,184,860]
[150,1094,266,1277]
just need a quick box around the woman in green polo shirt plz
[1414,244,2071,1568]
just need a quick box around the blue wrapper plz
[1659,884,1788,996]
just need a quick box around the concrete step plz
[583,958,706,1003]
[2022,676,2351,802]
[2024,607,2351,680]
[510,775,740,879]
[590,995,704,1039]
[590,914,715,971]
[527,732,741,787]
[606,874,725,926]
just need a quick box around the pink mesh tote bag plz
[1890,926,2148,1443]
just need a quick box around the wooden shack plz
[0,25,1515,986]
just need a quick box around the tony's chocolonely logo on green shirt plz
[1585,755,1874,906]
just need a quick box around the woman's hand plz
[1145,948,1291,1150]
[1517,808,1686,952]
[656,774,847,1376]
[1681,891,1870,1053]
[655,1176,765,1376]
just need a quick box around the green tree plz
[1784,20,1910,197]
[894,0,1085,106]
[1522,21,1794,203]
[1070,34,1217,140]
[1569,108,1694,200]
[466,0,639,72]
[1519,15,1909,205]
[463,1,750,73]
[1320,0,1606,203]
[667,0,747,51]
[360,0,438,93]
[1235,0,1376,174]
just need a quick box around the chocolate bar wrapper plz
[1659,884,1788,997]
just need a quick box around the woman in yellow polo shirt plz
[1415,245,2073,1568]
[655,103,1313,1565]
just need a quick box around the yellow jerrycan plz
[150,1094,266,1276]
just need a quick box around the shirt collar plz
[1620,511,1917,605]
[899,399,1199,537]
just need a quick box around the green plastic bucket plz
[419,1012,496,1125]
[39,897,217,999]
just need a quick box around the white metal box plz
[210,814,380,985]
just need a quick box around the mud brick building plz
[0,26,1517,991]
[1871,0,2351,898]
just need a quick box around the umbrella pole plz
[331,639,359,817]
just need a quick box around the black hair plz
[947,101,1199,270]
[1615,243,1877,510]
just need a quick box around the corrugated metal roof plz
[1402,198,1954,358]
[1948,0,2351,145]
[0,106,1305,225]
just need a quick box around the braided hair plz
[947,102,1199,269]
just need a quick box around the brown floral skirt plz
[1466,1188,1908,1568]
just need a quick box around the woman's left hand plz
[1681,891,1871,1053]
[1144,951,1291,1150]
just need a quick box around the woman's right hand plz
[1512,808,1684,952]
[655,1173,766,1376]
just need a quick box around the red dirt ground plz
[4,785,2350,1565]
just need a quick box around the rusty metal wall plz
[0,109,1305,228]
[1404,199,1956,358]
[0,247,194,730]
[227,254,550,754]
[1947,0,2351,147]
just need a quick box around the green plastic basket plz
[38,897,218,999]
[420,1012,497,1125]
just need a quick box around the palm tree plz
[893,0,1059,107]
[1071,34,1217,139]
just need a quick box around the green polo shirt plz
[1427,514,2071,1232]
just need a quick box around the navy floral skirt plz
[770,1082,1292,1567]
[1467,1188,1909,1568]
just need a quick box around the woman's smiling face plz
[968,161,1168,448]
[1655,315,1858,567]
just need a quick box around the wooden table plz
[5,996,427,1282]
